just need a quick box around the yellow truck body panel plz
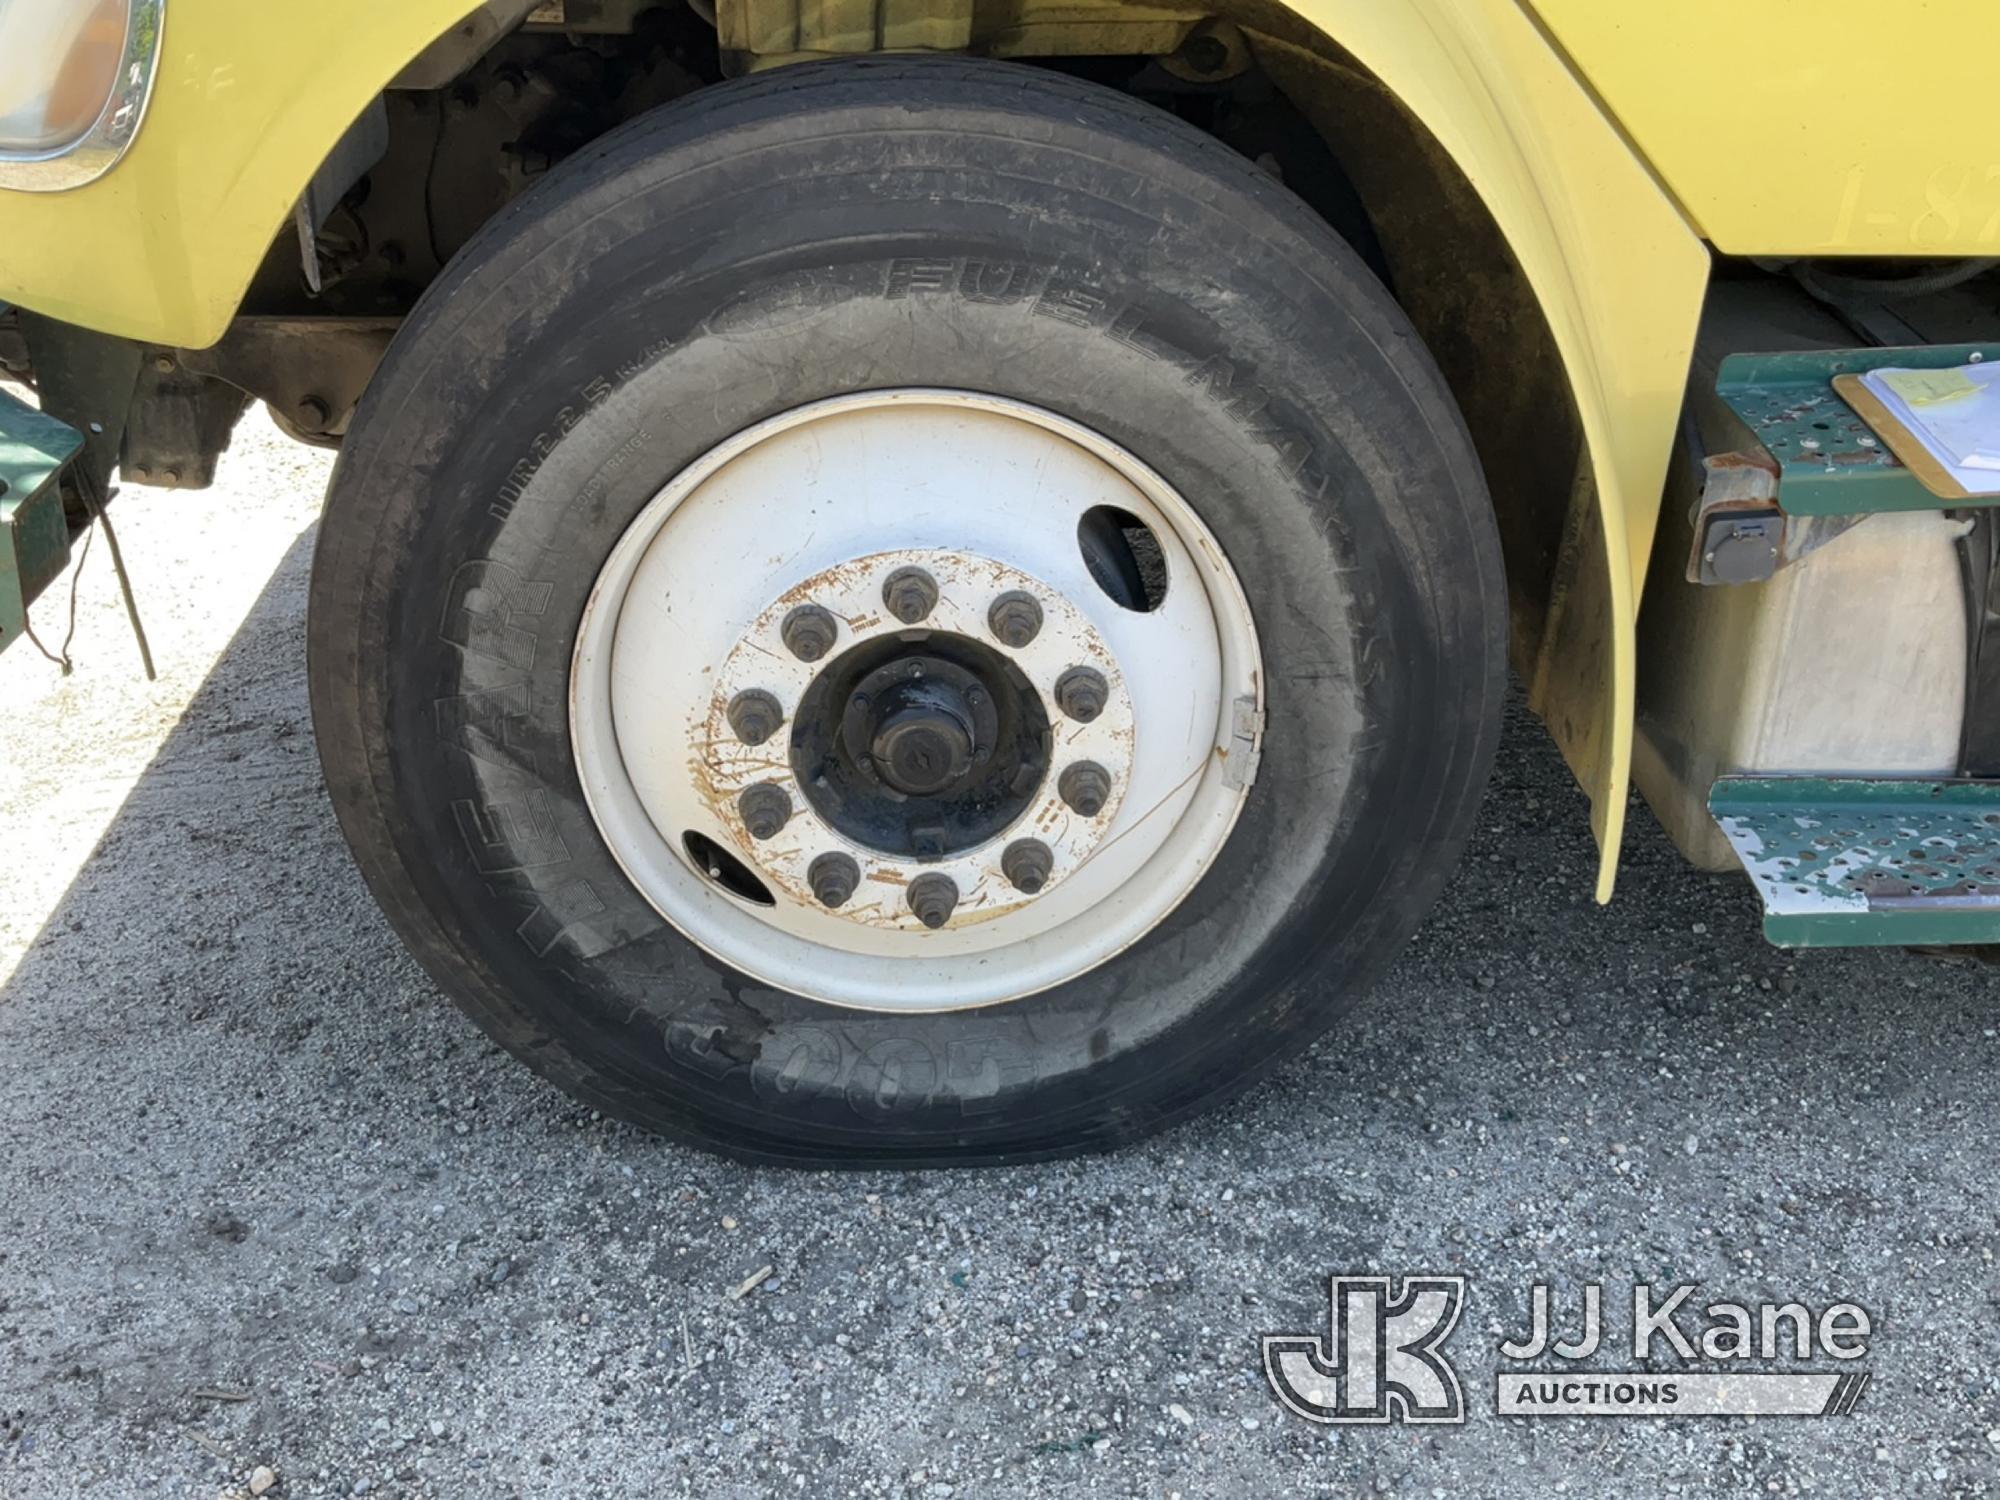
[1530,0,2000,257]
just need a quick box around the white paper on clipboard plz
[1859,362,2000,493]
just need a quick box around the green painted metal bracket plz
[0,383,81,657]
[1709,776,2000,947]
[1714,344,2000,517]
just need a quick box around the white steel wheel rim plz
[570,390,1263,1012]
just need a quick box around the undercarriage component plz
[713,0,1208,72]
[295,102,390,295]
[235,29,710,330]
[119,357,250,488]
[172,317,400,447]
[4,313,395,488]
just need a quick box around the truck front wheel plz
[307,59,1505,1163]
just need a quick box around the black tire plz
[308,58,1505,1165]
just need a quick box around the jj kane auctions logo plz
[1264,1276,1872,1423]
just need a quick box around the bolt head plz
[881,566,939,625]
[782,604,839,662]
[1182,33,1231,74]
[1001,838,1054,894]
[987,591,1044,648]
[906,872,959,929]
[726,689,784,746]
[1059,761,1112,818]
[808,852,861,908]
[1053,666,1109,723]
[737,782,792,840]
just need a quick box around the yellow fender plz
[0,0,1715,899]
[1274,0,1712,899]
[0,2,483,344]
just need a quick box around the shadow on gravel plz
[1,526,1996,1497]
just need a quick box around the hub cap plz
[570,391,1262,1011]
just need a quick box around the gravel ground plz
[1,408,1997,1500]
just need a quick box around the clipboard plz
[1832,371,2000,501]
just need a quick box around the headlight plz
[0,0,165,192]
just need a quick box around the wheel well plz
[231,0,1581,672]
[1234,18,1585,689]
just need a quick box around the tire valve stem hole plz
[681,832,775,907]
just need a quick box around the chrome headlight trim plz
[0,0,167,193]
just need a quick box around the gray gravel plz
[2,410,1997,1499]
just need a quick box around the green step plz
[1709,777,2000,947]
[1714,343,2000,517]
[0,383,80,657]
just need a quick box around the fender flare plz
[1276,0,1709,898]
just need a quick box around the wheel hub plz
[858,668,977,798]
[791,634,1053,860]
[710,548,1130,907]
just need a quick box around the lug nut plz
[906,872,959,929]
[726,689,784,746]
[1001,839,1054,894]
[808,852,861,908]
[1059,761,1112,817]
[987,590,1043,648]
[738,782,791,840]
[881,566,939,625]
[1053,666,1109,723]
[782,604,839,662]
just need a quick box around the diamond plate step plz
[1714,344,2000,517]
[1709,777,2000,947]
